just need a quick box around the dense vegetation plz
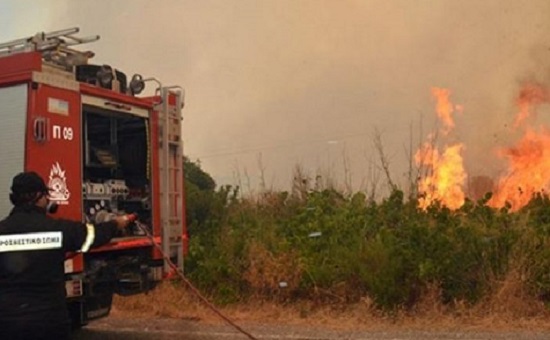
[182,158,550,311]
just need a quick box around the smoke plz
[5,0,550,192]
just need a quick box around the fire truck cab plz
[0,28,186,326]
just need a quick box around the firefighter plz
[0,171,132,340]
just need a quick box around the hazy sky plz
[2,0,550,194]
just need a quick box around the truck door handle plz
[33,117,47,142]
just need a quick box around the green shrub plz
[182,166,550,311]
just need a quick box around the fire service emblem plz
[48,162,70,204]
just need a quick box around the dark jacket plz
[0,204,118,329]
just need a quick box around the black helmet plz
[9,172,51,206]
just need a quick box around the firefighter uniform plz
[0,172,125,340]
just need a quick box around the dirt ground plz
[77,316,550,340]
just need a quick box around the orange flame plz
[489,128,550,211]
[513,83,547,128]
[416,83,550,212]
[431,87,455,135]
[416,142,466,210]
[488,83,550,211]
[416,88,466,210]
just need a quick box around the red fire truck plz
[0,28,187,326]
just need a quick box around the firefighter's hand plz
[114,215,132,229]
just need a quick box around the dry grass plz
[243,241,303,299]
[112,272,550,331]
[480,268,546,318]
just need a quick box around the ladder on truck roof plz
[0,27,98,68]
[158,87,185,273]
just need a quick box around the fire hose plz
[127,214,259,340]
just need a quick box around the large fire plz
[417,83,550,211]
[415,88,466,210]
[488,128,550,210]
[488,83,550,211]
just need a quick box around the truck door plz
[26,83,82,221]
[0,84,28,217]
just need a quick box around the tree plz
[184,157,221,233]
[184,157,215,191]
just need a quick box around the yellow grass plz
[112,274,550,331]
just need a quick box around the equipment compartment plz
[82,105,152,234]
